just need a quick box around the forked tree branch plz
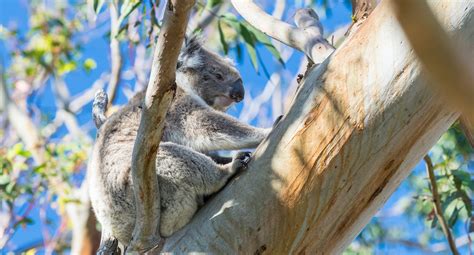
[128,0,195,252]
[230,0,334,64]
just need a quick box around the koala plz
[88,37,271,253]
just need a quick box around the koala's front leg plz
[181,108,272,152]
[207,151,233,165]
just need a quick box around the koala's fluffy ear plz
[184,35,202,55]
[178,35,203,69]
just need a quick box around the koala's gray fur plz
[88,37,270,251]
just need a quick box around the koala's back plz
[88,96,141,243]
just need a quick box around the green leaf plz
[448,206,460,227]
[452,170,473,188]
[0,175,10,185]
[117,0,141,29]
[206,0,222,8]
[83,58,97,72]
[239,23,258,72]
[243,22,285,66]
[58,60,77,75]
[220,13,241,32]
[93,0,105,14]
[6,182,15,194]
[235,43,243,63]
[217,20,228,54]
[441,192,461,211]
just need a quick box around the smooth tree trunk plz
[159,0,472,254]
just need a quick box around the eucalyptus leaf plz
[93,0,106,14]
[239,23,258,72]
[217,20,228,54]
[243,22,285,66]
[117,0,141,31]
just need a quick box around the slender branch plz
[128,0,195,252]
[0,65,45,163]
[230,0,334,64]
[106,1,123,108]
[423,155,460,255]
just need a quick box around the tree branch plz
[230,0,334,64]
[344,0,377,37]
[128,0,195,252]
[106,0,123,108]
[351,0,377,22]
[423,155,460,255]
[0,65,45,163]
[161,1,472,253]
[391,0,474,125]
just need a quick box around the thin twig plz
[424,155,460,255]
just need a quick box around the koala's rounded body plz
[89,138,249,243]
[88,38,270,251]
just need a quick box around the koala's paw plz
[93,89,108,108]
[232,151,251,173]
[97,238,120,255]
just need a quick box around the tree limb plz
[161,1,472,253]
[391,0,474,125]
[0,65,45,163]
[106,0,123,108]
[345,0,377,37]
[230,0,334,64]
[128,0,195,252]
[423,155,460,255]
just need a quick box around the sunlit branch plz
[231,0,334,64]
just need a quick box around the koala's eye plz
[215,73,224,80]
[203,75,210,81]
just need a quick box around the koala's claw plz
[233,151,252,172]
[97,238,120,255]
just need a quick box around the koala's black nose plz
[229,79,244,102]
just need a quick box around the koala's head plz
[176,37,244,111]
